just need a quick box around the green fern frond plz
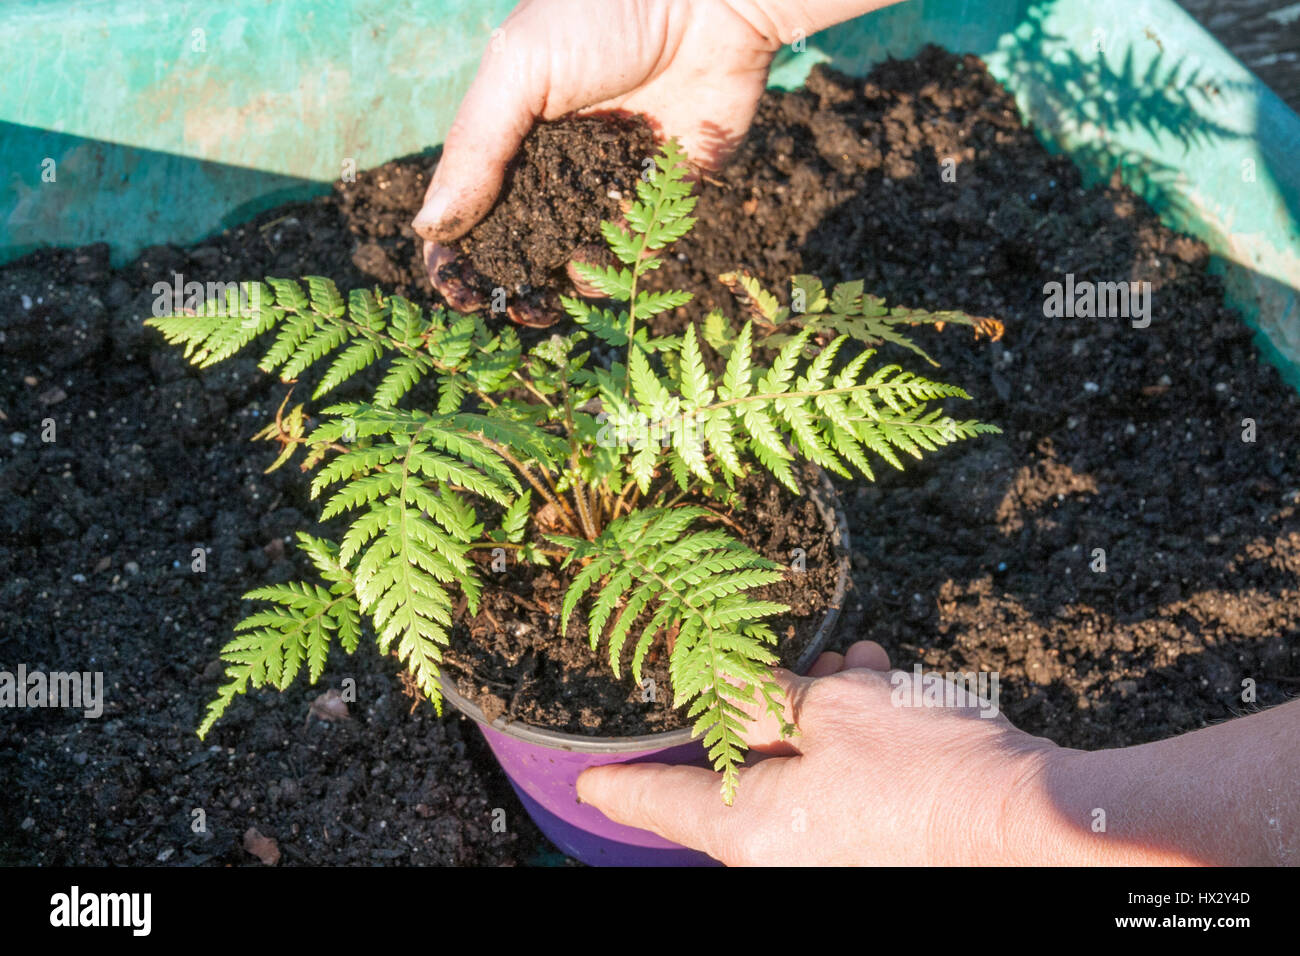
[553,507,786,802]
[570,262,634,300]
[144,281,277,369]
[301,407,526,714]
[629,139,698,252]
[560,296,681,354]
[491,489,532,544]
[373,353,432,408]
[563,138,697,364]
[716,270,1004,366]
[198,534,359,739]
[150,278,528,432]
[613,320,999,493]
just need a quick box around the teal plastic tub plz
[2,0,1297,864]
[3,0,1297,386]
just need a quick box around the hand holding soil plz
[412,0,901,322]
[412,0,783,246]
[414,0,781,319]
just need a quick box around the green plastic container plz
[2,0,1296,370]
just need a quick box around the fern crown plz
[147,139,999,802]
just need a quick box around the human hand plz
[412,0,787,312]
[575,641,1060,865]
[413,0,783,245]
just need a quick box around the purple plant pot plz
[440,472,851,866]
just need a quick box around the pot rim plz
[438,468,852,754]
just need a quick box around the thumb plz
[412,41,544,243]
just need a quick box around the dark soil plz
[2,45,1297,866]
[455,113,657,298]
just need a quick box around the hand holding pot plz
[577,641,1300,865]
[577,641,1058,865]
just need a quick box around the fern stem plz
[695,505,746,536]
[611,479,637,520]
[532,457,568,507]
[622,169,672,396]
[661,477,701,510]
[593,482,617,527]
[476,438,580,534]
[571,482,599,541]
[707,382,894,411]
[511,368,554,408]
[624,294,640,402]
[552,361,601,540]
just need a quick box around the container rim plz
[437,469,852,753]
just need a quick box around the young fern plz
[149,139,1000,802]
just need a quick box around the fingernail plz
[566,244,606,299]
[506,297,560,329]
[412,187,448,239]
[575,767,597,804]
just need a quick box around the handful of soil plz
[443,113,658,321]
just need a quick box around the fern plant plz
[148,140,1000,802]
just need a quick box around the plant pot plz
[438,470,851,866]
